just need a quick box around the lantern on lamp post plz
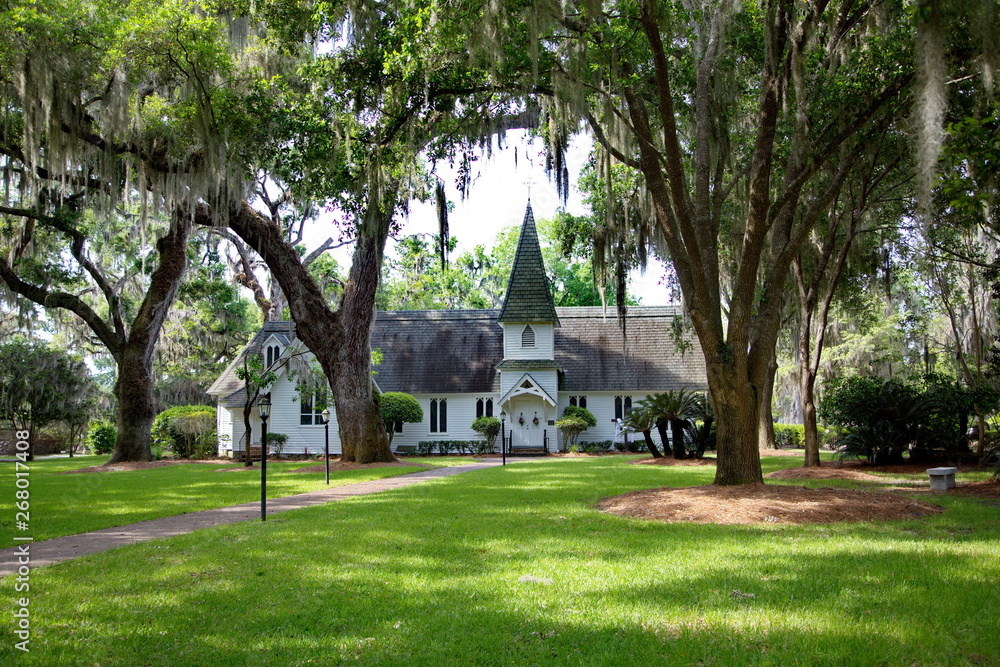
[257,394,271,522]
[322,407,331,485]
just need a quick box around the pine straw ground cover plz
[3,454,999,666]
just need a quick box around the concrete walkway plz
[1,459,520,577]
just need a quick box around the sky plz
[326,130,672,305]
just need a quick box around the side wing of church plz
[209,204,708,456]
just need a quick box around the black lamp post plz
[258,394,271,522]
[500,410,506,466]
[322,408,331,485]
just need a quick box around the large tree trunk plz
[223,198,394,464]
[107,215,191,463]
[710,368,764,486]
[108,347,156,464]
[334,208,394,463]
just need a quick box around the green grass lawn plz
[0,456,432,543]
[2,455,999,666]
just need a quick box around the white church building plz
[209,204,708,456]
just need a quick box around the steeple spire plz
[498,203,559,324]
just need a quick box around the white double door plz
[507,396,546,449]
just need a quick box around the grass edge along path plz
[0,460,507,577]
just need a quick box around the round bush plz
[86,420,116,455]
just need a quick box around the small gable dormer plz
[263,337,283,368]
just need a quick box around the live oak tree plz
[475,0,916,483]
[0,0,229,462]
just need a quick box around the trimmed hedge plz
[773,424,803,449]
[415,440,493,456]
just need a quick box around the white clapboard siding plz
[502,323,555,359]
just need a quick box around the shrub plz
[582,440,613,454]
[86,420,116,455]
[151,406,216,459]
[469,440,493,455]
[265,432,288,457]
[562,405,597,428]
[556,417,588,447]
[773,424,804,449]
[378,392,423,445]
[471,416,501,451]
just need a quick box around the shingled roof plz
[210,307,707,403]
[370,310,503,394]
[497,203,559,324]
[554,307,707,392]
[370,306,705,394]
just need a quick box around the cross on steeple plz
[523,176,537,201]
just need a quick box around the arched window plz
[521,324,536,348]
[614,396,632,420]
[475,398,495,419]
[430,399,448,433]
[265,344,280,368]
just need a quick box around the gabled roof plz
[497,203,559,325]
[499,373,558,406]
[207,320,296,399]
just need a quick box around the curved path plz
[0,459,519,578]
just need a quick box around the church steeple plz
[498,203,559,324]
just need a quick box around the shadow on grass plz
[4,459,999,665]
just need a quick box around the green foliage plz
[820,375,985,464]
[86,420,117,455]
[264,432,288,457]
[0,337,97,447]
[471,416,500,451]
[414,440,486,455]
[556,417,589,447]
[561,405,597,429]
[379,392,423,445]
[151,405,217,459]
[773,424,804,449]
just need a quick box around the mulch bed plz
[599,484,944,525]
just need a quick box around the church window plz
[300,394,325,425]
[569,396,587,409]
[265,344,281,368]
[614,396,632,420]
[521,324,536,348]
[476,397,494,419]
[430,399,448,433]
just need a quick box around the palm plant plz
[641,390,702,458]
[621,404,663,458]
